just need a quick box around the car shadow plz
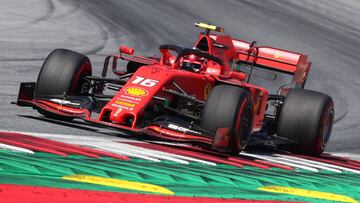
[16,114,152,142]
[16,114,278,157]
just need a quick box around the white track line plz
[0,143,34,154]
[92,144,162,162]
[60,138,216,165]
[274,156,342,173]
[1,130,217,165]
[331,153,360,161]
[275,154,360,174]
[2,130,360,170]
[52,139,161,162]
[55,139,173,163]
[102,142,190,164]
[155,152,217,166]
[23,132,136,142]
[0,129,139,142]
[241,152,319,172]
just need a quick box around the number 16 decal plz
[131,76,159,87]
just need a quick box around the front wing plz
[16,82,232,149]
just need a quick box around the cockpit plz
[159,44,224,74]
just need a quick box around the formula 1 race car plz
[16,22,334,155]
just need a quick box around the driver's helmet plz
[180,54,204,72]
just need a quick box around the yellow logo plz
[124,87,148,97]
[115,100,136,108]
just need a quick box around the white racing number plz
[131,76,159,87]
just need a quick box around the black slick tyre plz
[201,85,254,155]
[35,49,92,120]
[277,89,334,155]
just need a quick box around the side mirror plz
[119,46,135,55]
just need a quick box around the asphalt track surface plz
[0,0,360,154]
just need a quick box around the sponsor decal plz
[111,104,133,111]
[119,95,141,102]
[203,83,212,100]
[167,124,202,135]
[50,99,80,106]
[118,98,139,104]
[124,87,148,97]
[205,68,220,75]
[115,100,136,108]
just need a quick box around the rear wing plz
[231,38,311,88]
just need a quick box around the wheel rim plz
[239,106,253,143]
[79,76,91,94]
[321,109,334,148]
[70,61,91,95]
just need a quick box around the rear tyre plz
[35,49,92,120]
[201,85,254,155]
[277,89,334,155]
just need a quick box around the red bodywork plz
[98,33,310,131]
[17,30,311,149]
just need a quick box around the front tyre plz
[35,49,92,120]
[201,85,254,155]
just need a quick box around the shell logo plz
[124,87,148,97]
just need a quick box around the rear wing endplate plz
[231,38,311,87]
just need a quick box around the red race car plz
[16,23,334,155]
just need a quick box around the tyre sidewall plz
[315,100,334,153]
[35,49,92,98]
[277,89,334,155]
[231,93,253,153]
[201,85,254,154]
